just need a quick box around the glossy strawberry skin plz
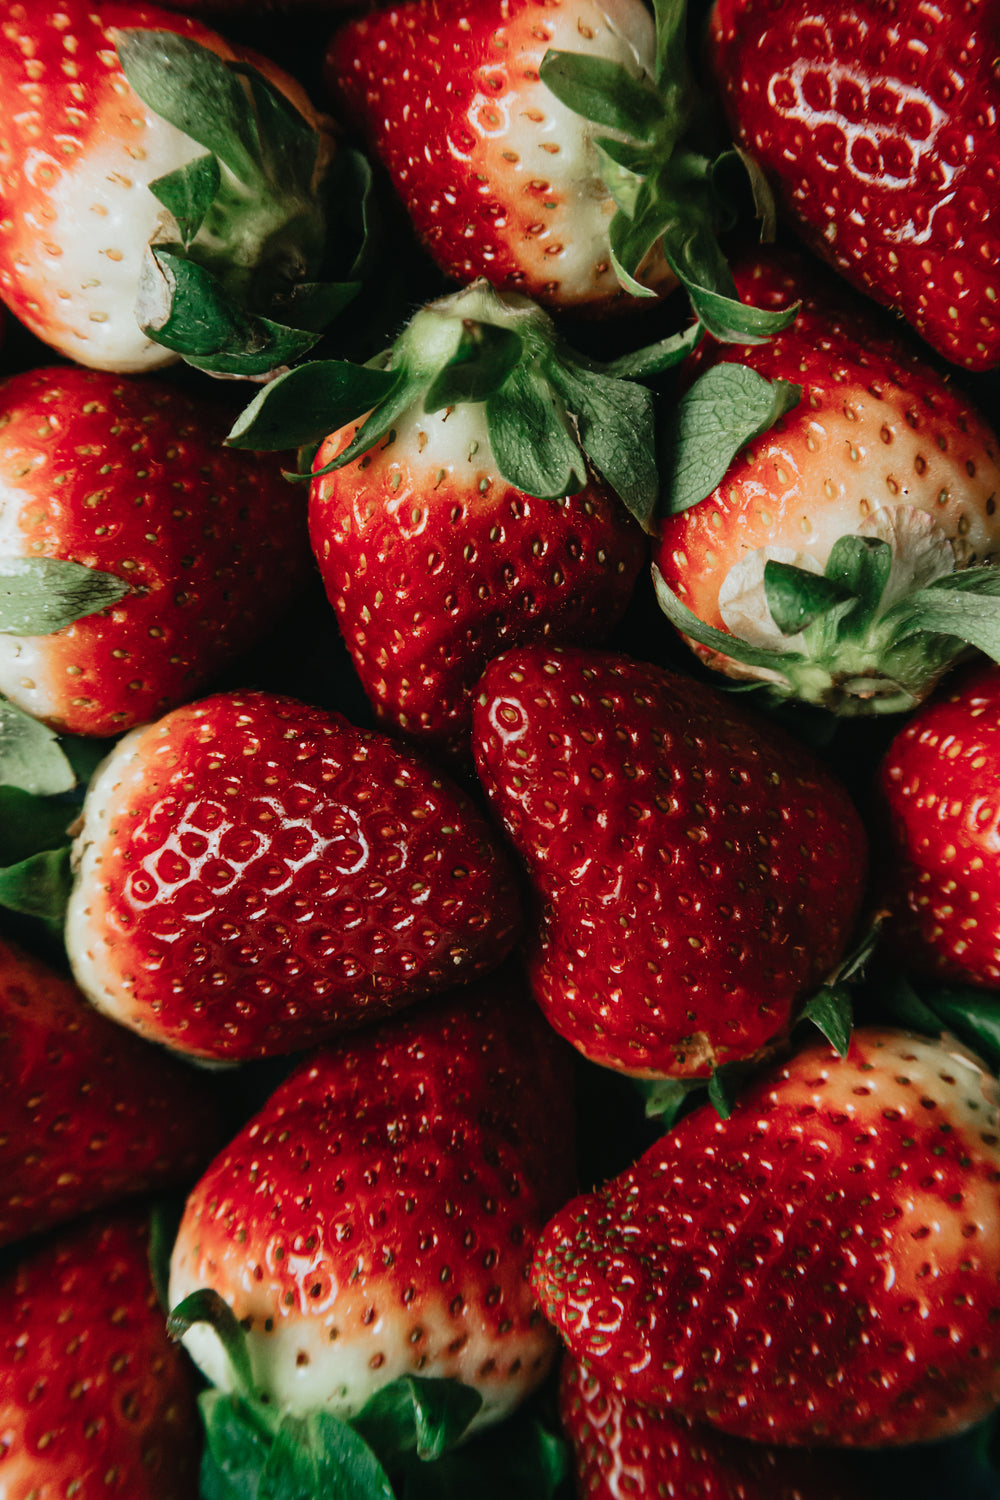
[0,937,222,1248]
[472,645,867,1078]
[707,0,1000,370]
[534,1029,1000,1447]
[559,1355,869,1500]
[169,971,576,1428]
[325,0,669,313]
[0,1211,201,1500]
[65,690,523,1061]
[309,406,647,761]
[0,1,331,372]
[879,662,1000,987]
[0,366,312,738]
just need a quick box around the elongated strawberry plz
[472,644,867,1079]
[0,1,354,375]
[0,365,311,738]
[0,935,222,1247]
[559,1355,870,1499]
[232,280,655,760]
[65,689,522,1060]
[1,1210,202,1499]
[878,661,1000,989]
[707,0,1000,371]
[652,252,1000,714]
[323,0,793,341]
[167,973,575,1445]
[534,1028,1000,1447]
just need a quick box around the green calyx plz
[167,1290,566,1499]
[653,527,1000,715]
[539,0,795,342]
[115,30,367,376]
[228,279,696,521]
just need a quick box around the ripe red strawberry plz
[707,0,1000,370]
[472,644,867,1079]
[293,283,650,761]
[534,1028,1000,1447]
[878,660,1000,988]
[0,365,312,738]
[559,1355,870,1499]
[168,972,576,1432]
[323,0,791,337]
[0,935,222,1247]
[652,251,1000,714]
[0,1,343,375]
[0,1209,202,1499]
[65,689,522,1060]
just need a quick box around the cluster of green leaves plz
[538,0,795,343]
[116,30,368,375]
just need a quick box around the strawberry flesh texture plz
[325,0,668,313]
[559,1354,872,1499]
[1,1211,201,1500]
[0,936,222,1247]
[654,252,1000,658]
[169,971,576,1427]
[0,366,312,737]
[879,661,1000,987]
[66,690,523,1060]
[707,0,1000,370]
[472,645,867,1078]
[309,407,647,761]
[534,1028,1000,1447]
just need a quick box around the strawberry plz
[323,0,794,340]
[559,1354,870,1499]
[167,973,576,1444]
[0,365,312,738]
[878,660,1000,989]
[652,251,1000,715]
[0,1209,202,1499]
[472,644,867,1079]
[533,1027,1000,1447]
[64,688,523,1060]
[0,935,222,1247]
[706,0,1000,371]
[0,1,353,375]
[233,280,654,761]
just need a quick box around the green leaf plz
[200,1390,277,1500]
[280,280,361,335]
[823,534,892,621]
[664,224,799,343]
[148,153,221,247]
[0,556,129,636]
[394,1412,568,1500]
[266,1412,395,1500]
[486,364,586,500]
[799,986,853,1057]
[114,29,263,186]
[652,0,690,92]
[707,1060,754,1119]
[764,561,855,636]
[237,64,321,196]
[0,786,73,866]
[169,1288,255,1398]
[0,846,72,927]
[601,321,702,379]
[635,1074,702,1130]
[0,701,76,797]
[608,195,671,301]
[352,1377,482,1465]
[885,582,1000,661]
[659,364,800,517]
[424,323,525,412]
[539,50,661,140]
[313,367,429,478]
[548,360,658,528]
[884,976,1000,1074]
[228,361,398,453]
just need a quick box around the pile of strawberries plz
[2,1,1000,1497]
